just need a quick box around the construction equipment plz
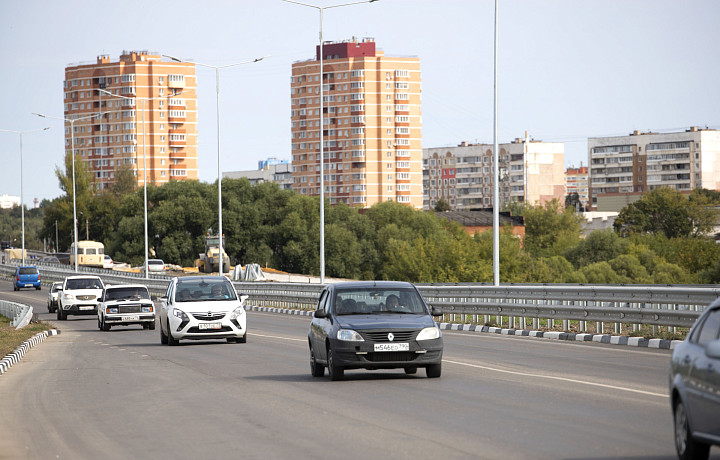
[196,234,230,274]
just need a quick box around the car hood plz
[336,314,435,331]
[173,300,241,312]
[66,288,103,297]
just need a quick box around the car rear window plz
[19,267,38,275]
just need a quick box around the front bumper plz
[62,303,99,315]
[105,314,156,325]
[168,314,246,340]
[329,337,443,370]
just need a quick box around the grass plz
[0,314,57,358]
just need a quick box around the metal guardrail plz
[0,300,34,329]
[2,263,718,331]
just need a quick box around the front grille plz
[365,352,416,363]
[77,295,96,301]
[186,326,233,334]
[360,330,418,342]
[118,304,142,313]
[191,312,226,321]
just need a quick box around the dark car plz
[308,281,443,381]
[669,297,720,460]
[13,266,41,291]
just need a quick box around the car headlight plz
[230,306,245,320]
[141,306,153,313]
[172,308,189,320]
[106,307,119,314]
[416,327,441,341]
[337,329,364,342]
[63,293,75,300]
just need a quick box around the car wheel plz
[238,333,247,344]
[13,285,18,291]
[98,316,102,330]
[167,320,179,346]
[58,306,67,321]
[148,321,156,331]
[36,286,41,290]
[101,317,111,331]
[674,399,710,460]
[327,346,344,381]
[310,345,325,377]
[57,306,61,320]
[404,367,418,375]
[426,362,442,378]
[160,321,168,345]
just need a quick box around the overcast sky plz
[1,0,719,206]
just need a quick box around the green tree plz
[614,187,697,238]
[434,198,451,212]
[523,199,582,258]
[564,229,627,268]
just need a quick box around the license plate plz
[25,284,33,287]
[199,322,222,330]
[123,315,140,321]
[79,306,94,310]
[374,343,409,352]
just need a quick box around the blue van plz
[14,266,41,291]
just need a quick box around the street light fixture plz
[34,111,110,272]
[282,0,379,284]
[0,127,51,265]
[97,88,184,279]
[163,54,265,276]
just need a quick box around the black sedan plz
[308,281,443,381]
[669,297,720,460]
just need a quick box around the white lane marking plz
[252,333,306,343]
[444,359,668,398]
[249,331,667,398]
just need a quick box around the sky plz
[1,0,719,207]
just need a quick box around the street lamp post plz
[34,111,108,272]
[163,54,264,276]
[0,127,50,265]
[282,0,379,284]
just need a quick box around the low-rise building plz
[223,163,293,190]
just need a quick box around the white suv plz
[58,275,105,320]
[159,276,247,345]
[98,284,155,331]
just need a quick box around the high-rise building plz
[290,38,423,208]
[566,165,590,210]
[423,136,566,210]
[588,127,720,211]
[63,50,198,190]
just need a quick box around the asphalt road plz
[1,280,718,460]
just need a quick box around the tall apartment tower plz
[588,127,720,211]
[290,38,423,208]
[423,136,565,210]
[566,165,590,210]
[63,50,198,190]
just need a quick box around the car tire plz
[404,367,418,375]
[98,317,103,331]
[310,345,325,377]
[101,316,111,331]
[238,333,247,344]
[327,346,344,381]
[167,320,179,346]
[13,285,18,291]
[58,306,67,321]
[674,399,710,460]
[149,321,156,331]
[36,286,41,290]
[426,363,442,378]
[160,322,168,345]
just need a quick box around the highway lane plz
[1,281,716,460]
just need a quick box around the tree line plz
[4,152,720,284]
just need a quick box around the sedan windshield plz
[105,287,150,301]
[66,278,103,290]
[334,288,427,315]
[175,279,237,302]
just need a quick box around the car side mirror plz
[240,294,249,304]
[430,306,443,317]
[706,340,720,359]
[314,309,328,319]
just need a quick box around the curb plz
[437,323,683,350]
[0,330,61,376]
[246,306,682,350]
